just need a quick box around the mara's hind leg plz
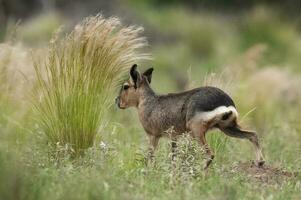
[220,124,265,166]
[188,121,214,169]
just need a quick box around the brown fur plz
[116,65,265,169]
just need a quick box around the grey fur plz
[116,65,265,169]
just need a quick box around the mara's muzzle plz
[115,96,125,109]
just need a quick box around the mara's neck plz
[137,84,156,108]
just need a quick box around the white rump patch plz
[193,106,238,122]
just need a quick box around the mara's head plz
[115,64,154,109]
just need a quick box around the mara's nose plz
[115,96,120,107]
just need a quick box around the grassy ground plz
[0,4,301,200]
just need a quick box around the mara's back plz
[159,86,235,111]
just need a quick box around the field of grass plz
[0,3,301,200]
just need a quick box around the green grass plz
[0,5,301,200]
[1,117,299,200]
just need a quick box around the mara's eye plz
[123,85,130,90]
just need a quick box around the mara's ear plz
[142,68,154,84]
[130,64,141,88]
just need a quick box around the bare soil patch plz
[227,161,299,184]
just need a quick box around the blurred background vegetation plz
[0,0,301,199]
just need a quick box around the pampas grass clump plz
[34,15,148,154]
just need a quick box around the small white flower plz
[100,141,107,149]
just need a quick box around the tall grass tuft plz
[33,15,149,154]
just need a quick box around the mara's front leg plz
[147,134,160,164]
[171,138,177,161]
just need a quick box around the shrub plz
[33,15,149,155]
